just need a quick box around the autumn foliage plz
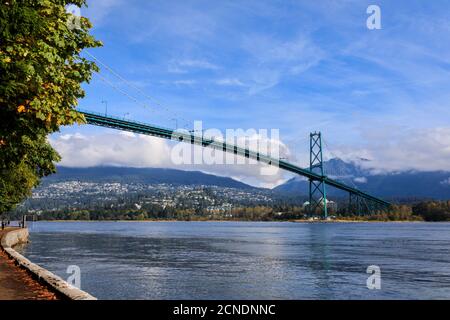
[0,0,101,213]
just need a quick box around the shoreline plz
[29,219,433,223]
[0,228,59,300]
[0,228,96,300]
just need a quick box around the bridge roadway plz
[80,110,390,208]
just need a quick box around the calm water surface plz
[18,221,450,300]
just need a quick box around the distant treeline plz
[6,201,450,222]
[336,202,450,222]
[10,204,306,222]
[412,201,450,221]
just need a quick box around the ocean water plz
[18,221,450,300]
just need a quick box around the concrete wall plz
[1,228,97,300]
[1,228,29,248]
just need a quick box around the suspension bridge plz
[79,109,391,218]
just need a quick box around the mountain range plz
[273,158,450,200]
[48,167,255,190]
[48,160,450,200]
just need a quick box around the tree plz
[413,201,450,221]
[0,0,101,214]
[0,161,38,214]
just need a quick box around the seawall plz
[1,228,97,300]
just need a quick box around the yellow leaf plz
[17,105,26,113]
[3,57,11,63]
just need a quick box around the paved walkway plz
[0,228,58,300]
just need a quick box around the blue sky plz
[52,0,450,187]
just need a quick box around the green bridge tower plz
[309,132,328,219]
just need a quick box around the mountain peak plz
[323,158,367,178]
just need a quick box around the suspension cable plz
[85,50,192,129]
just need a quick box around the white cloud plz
[215,78,246,87]
[178,59,218,70]
[168,59,219,74]
[49,130,291,188]
[241,35,325,94]
[328,127,450,174]
[247,69,281,95]
[84,0,124,25]
[173,80,197,86]
[50,132,171,168]
[354,177,368,184]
